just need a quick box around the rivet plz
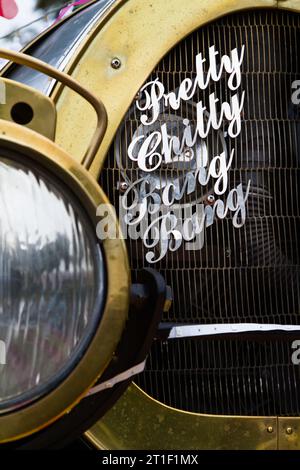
[286,427,293,435]
[267,426,274,433]
[111,57,121,69]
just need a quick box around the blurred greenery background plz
[0,0,85,59]
[0,0,82,67]
[36,0,65,7]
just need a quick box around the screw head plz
[207,194,215,204]
[111,57,121,69]
[119,181,129,192]
[286,427,293,435]
[183,148,194,160]
[267,426,274,433]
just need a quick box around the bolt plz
[207,194,215,204]
[183,148,193,159]
[111,57,121,69]
[286,427,293,435]
[267,426,274,433]
[119,181,129,192]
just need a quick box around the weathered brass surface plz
[278,418,300,450]
[278,0,300,11]
[86,385,278,450]
[0,120,129,443]
[0,78,56,140]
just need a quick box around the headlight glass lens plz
[0,155,105,412]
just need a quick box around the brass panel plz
[86,385,277,450]
[278,418,300,450]
[0,120,130,443]
[52,0,277,179]
[0,77,56,140]
[278,0,300,12]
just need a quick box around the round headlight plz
[0,155,105,412]
[0,121,129,444]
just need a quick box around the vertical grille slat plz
[101,10,300,416]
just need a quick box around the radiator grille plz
[100,10,300,416]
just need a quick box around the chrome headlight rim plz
[0,120,130,444]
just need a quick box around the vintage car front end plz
[0,0,299,450]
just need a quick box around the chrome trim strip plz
[86,359,147,396]
[167,323,300,339]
